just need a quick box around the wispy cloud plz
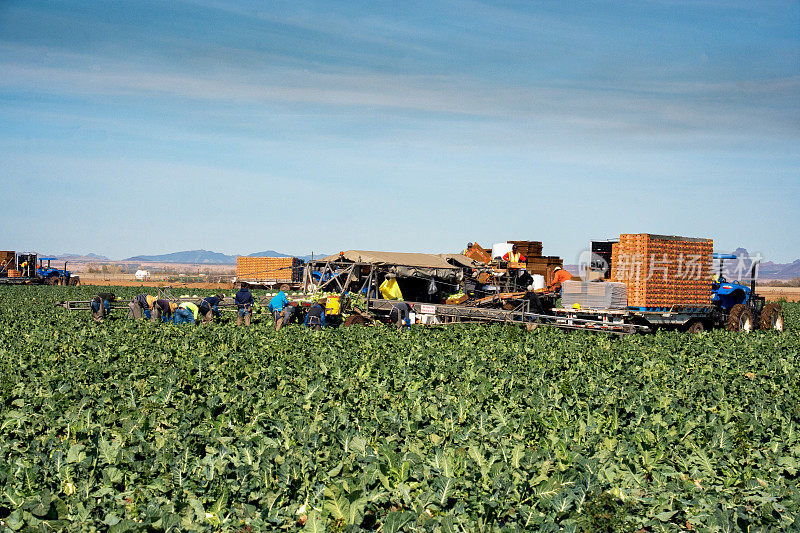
[2,41,797,148]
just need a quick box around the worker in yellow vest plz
[502,245,527,290]
[176,301,200,324]
[502,245,526,264]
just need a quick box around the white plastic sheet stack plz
[561,281,628,309]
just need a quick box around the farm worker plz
[304,302,326,330]
[198,294,224,323]
[151,299,175,322]
[173,307,193,325]
[235,285,254,326]
[269,291,294,330]
[175,302,200,325]
[389,301,413,329]
[502,245,527,290]
[502,245,526,263]
[548,266,573,293]
[269,291,290,319]
[517,269,533,291]
[128,294,155,320]
[90,292,115,322]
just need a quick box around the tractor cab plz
[711,253,764,316]
[36,257,72,285]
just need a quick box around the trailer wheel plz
[727,304,754,332]
[279,284,291,292]
[686,320,705,333]
[759,303,784,332]
[344,315,368,327]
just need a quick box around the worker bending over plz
[198,294,224,323]
[91,292,115,322]
[304,302,326,330]
[235,285,254,326]
[389,301,413,329]
[548,266,573,293]
[175,301,199,325]
[129,294,154,320]
[151,299,176,322]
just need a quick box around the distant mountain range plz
[718,248,800,281]
[124,250,236,264]
[60,253,112,262]
[53,249,325,264]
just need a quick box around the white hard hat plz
[553,266,562,272]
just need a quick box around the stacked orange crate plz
[611,234,713,308]
[237,256,301,281]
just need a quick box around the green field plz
[1,285,798,531]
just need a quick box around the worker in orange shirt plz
[502,245,526,264]
[502,245,527,290]
[548,266,573,293]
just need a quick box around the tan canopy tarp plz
[439,253,484,269]
[321,250,460,269]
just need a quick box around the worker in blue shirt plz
[235,285,254,326]
[304,302,326,330]
[269,291,295,330]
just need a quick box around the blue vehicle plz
[36,257,78,285]
[0,253,79,285]
[549,247,785,334]
[710,253,782,332]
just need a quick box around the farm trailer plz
[303,252,645,334]
[0,251,79,286]
[567,233,785,333]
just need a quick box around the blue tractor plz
[711,253,783,332]
[36,257,79,286]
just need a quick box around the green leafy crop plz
[0,285,798,531]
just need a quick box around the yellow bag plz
[379,278,404,300]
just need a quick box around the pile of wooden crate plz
[236,256,302,282]
[611,234,713,307]
[464,241,563,279]
[507,240,564,278]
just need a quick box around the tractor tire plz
[279,284,291,292]
[686,320,705,333]
[47,275,59,286]
[727,303,754,332]
[70,277,80,286]
[759,303,785,332]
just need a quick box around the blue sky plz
[1,0,798,262]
